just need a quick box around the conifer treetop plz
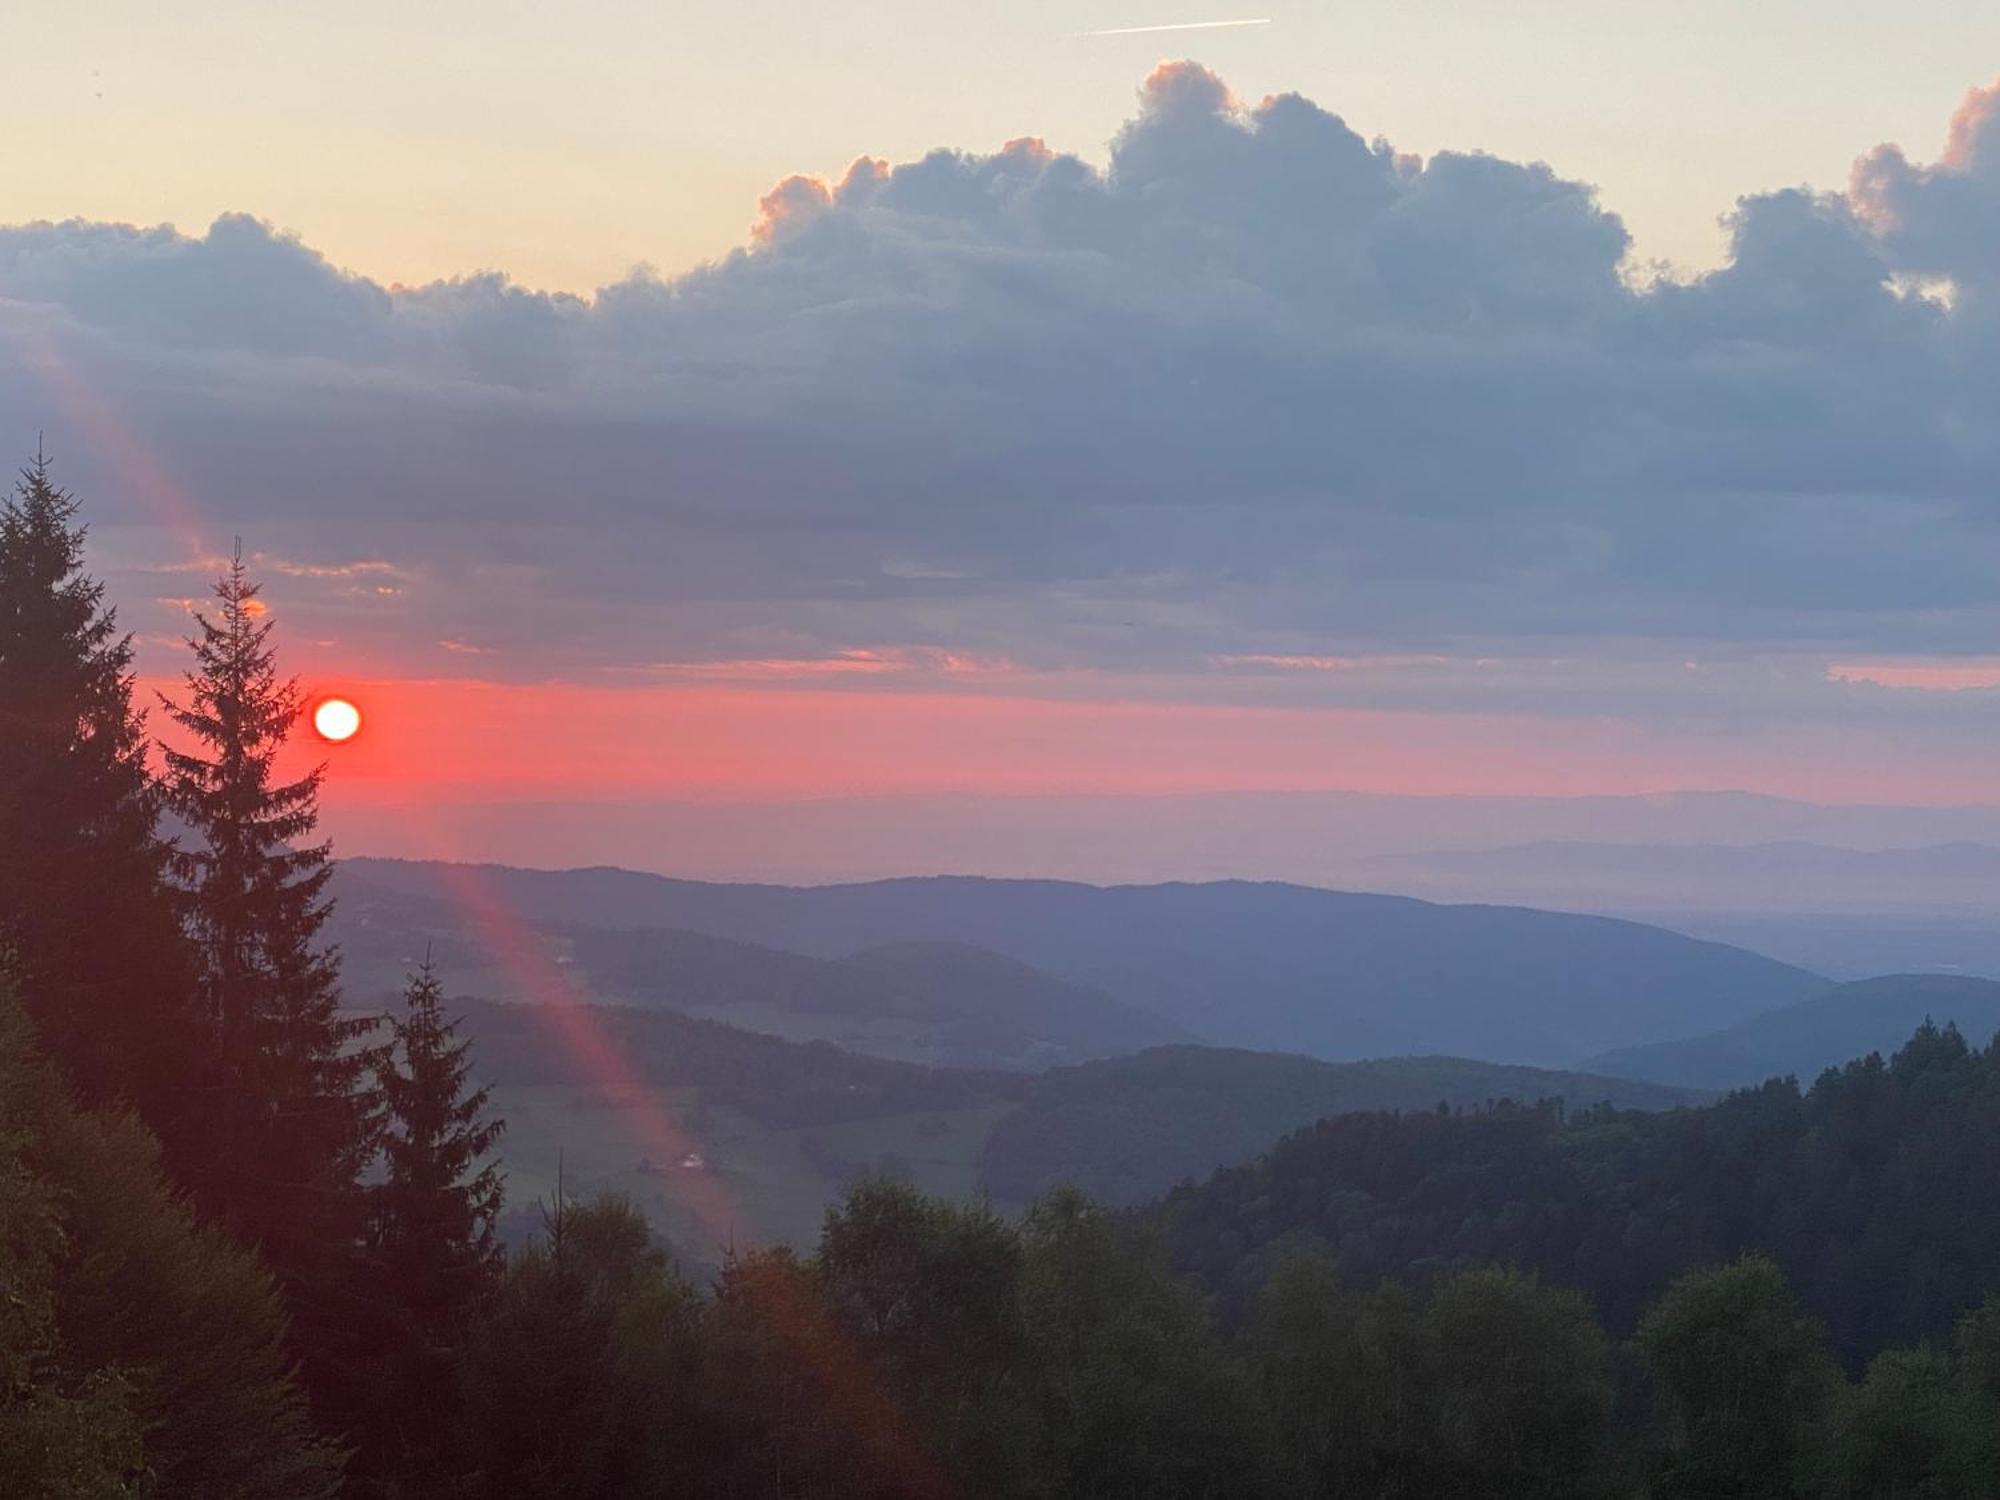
[0,447,143,763]
[0,448,190,1118]
[375,959,505,1299]
[158,545,327,858]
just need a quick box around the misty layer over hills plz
[1361,839,2000,915]
[1359,838,2000,976]
[325,789,2000,978]
[323,789,2000,886]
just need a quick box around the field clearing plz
[489,1084,1020,1270]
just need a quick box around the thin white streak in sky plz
[1078,17,1273,37]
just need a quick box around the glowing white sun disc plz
[312,697,362,743]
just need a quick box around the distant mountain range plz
[1651,912,2000,986]
[1587,974,2000,1090]
[319,789,2000,888]
[340,859,1827,1067]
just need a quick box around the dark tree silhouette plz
[374,961,504,1305]
[157,546,382,1408]
[0,448,200,1154]
[459,1195,703,1500]
[362,960,505,1487]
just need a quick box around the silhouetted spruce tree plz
[0,448,202,1154]
[361,961,505,1487]
[157,547,381,1409]
[460,1195,703,1500]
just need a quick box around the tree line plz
[2,451,498,1495]
[1156,1018,2000,1367]
[9,446,2000,1497]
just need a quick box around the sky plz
[13,0,2000,288]
[9,9,2000,870]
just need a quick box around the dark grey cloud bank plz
[5,62,2000,716]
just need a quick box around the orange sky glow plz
[130,674,2000,828]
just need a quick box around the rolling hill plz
[568,927,1182,1070]
[1585,973,2000,1089]
[450,997,1029,1258]
[342,860,1828,1066]
[443,998,1708,1267]
[329,870,1178,1071]
[976,1045,1711,1206]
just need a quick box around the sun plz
[312,696,362,744]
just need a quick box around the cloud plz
[1827,659,2000,692]
[612,646,1023,682]
[751,175,836,246]
[4,61,2000,735]
[1852,77,2000,289]
[0,213,391,357]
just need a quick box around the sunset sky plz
[11,8,2000,869]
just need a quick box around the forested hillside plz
[1158,1021,2000,1363]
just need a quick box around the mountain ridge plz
[1586,973,2000,1089]
[342,857,1828,1067]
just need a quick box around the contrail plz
[1079,17,1273,36]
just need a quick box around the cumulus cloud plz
[5,60,2000,731]
[1852,77,2000,287]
